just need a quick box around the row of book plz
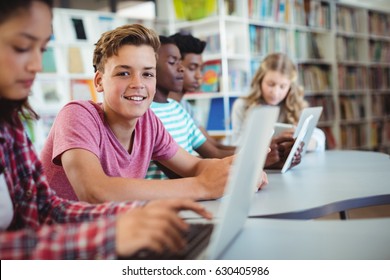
[336,6,365,34]
[228,69,248,93]
[371,120,390,150]
[371,94,390,118]
[248,0,290,23]
[201,33,221,55]
[368,11,390,37]
[336,36,361,62]
[368,67,390,90]
[249,25,291,57]
[305,95,335,123]
[338,66,368,90]
[340,124,367,149]
[42,46,94,75]
[339,95,366,121]
[320,126,337,150]
[293,0,330,29]
[294,31,323,60]
[340,117,390,150]
[369,40,390,63]
[298,64,331,92]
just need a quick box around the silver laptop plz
[127,106,279,260]
[204,106,279,259]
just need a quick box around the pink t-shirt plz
[40,100,179,201]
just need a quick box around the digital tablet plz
[281,114,313,173]
[293,106,323,154]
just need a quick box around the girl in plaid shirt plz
[0,0,211,260]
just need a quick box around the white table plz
[183,151,390,219]
[220,218,390,259]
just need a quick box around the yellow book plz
[68,47,84,73]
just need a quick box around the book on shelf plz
[336,36,360,61]
[371,121,383,148]
[250,0,288,22]
[206,98,224,130]
[201,60,221,93]
[383,120,390,145]
[68,46,84,74]
[299,64,331,92]
[305,95,334,122]
[40,80,62,105]
[308,0,330,28]
[249,25,290,56]
[71,17,87,40]
[201,33,221,55]
[339,95,365,121]
[369,67,390,90]
[321,126,336,150]
[42,46,57,73]
[338,66,367,90]
[368,11,390,36]
[228,69,248,93]
[369,40,389,63]
[340,124,367,149]
[206,97,236,131]
[70,79,97,102]
[294,31,322,60]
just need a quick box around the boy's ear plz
[94,72,103,92]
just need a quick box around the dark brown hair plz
[0,0,53,124]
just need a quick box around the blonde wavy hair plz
[242,52,307,124]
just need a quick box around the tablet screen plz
[281,115,313,173]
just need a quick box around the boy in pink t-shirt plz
[41,100,178,200]
[41,24,237,203]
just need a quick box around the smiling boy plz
[40,24,233,203]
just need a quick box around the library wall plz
[156,0,390,153]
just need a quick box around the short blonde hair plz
[93,23,160,73]
[243,52,307,124]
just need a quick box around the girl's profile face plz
[0,2,52,100]
[261,70,291,106]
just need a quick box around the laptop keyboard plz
[125,223,214,260]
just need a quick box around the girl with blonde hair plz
[231,52,325,152]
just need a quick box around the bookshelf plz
[334,1,390,152]
[156,0,390,152]
[30,8,157,152]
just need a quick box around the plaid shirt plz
[0,116,143,259]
